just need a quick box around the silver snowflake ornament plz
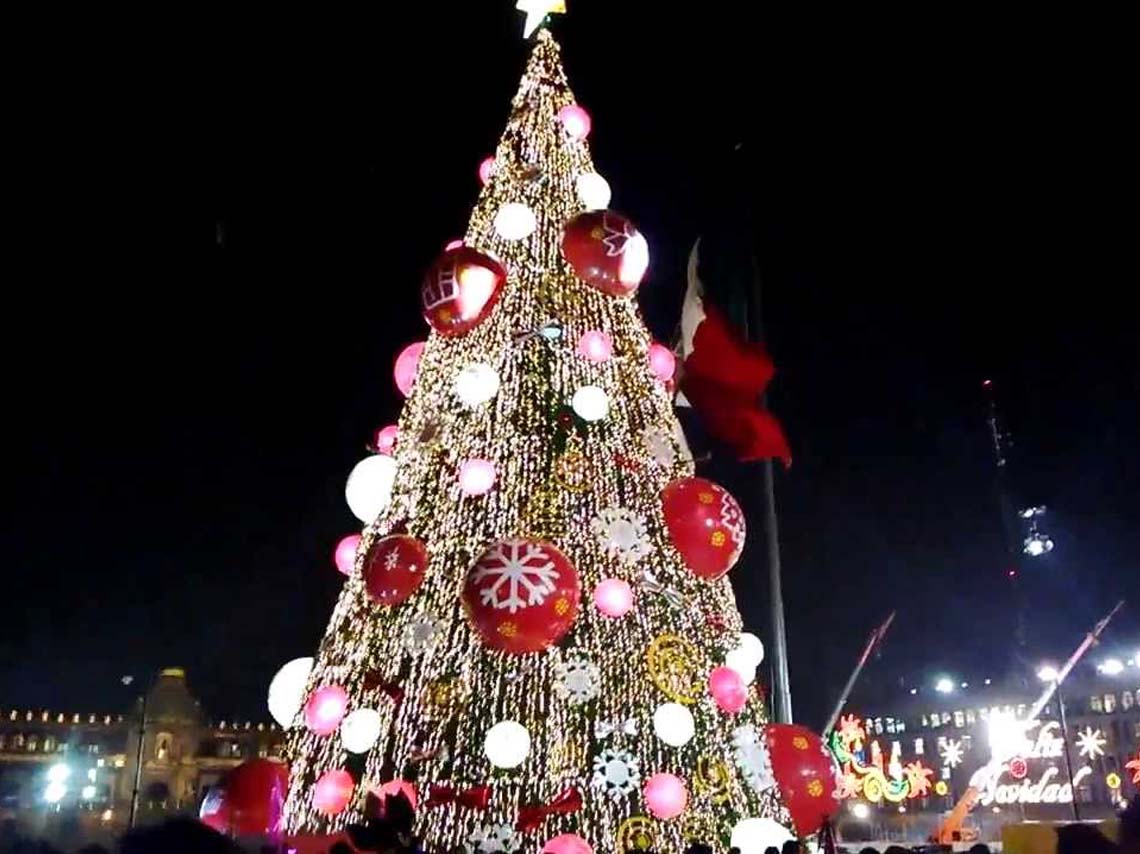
[465,823,521,854]
[640,426,676,467]
[591,507,651,564]
[591,747,641,800]
[553,656,600,704]
[401,614,444,656]
[732,724,776,794]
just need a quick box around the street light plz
[935,677,954,694]
[1099,658,1124,676]
[1037,664,1060,683]
[851,802,870,819]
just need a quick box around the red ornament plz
[661,477,746,580]
[421,245,507,336]
[462,538,580,654]
[763,723,841,837]
[1008,756,1028,780]
[199,759,288,836]
[362,534,429,606]
[313,769,355,816]
[562,211,649,297]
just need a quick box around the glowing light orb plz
[736,632,765,667]
[454,363,501,406]
[575,172,611,210]
[304,685,349,736]
[373,424,398,455]
[494,202,537,240]
[593,578,634,617]
[312,769,354,816]
[333,534,361,576]
[345,454,397,523]
[444,238,465,251]
[47,764,70,784]
[724,647,757,685]
[478,156,496,185]
[653,702,695,747]
[731,818,795,854]
[340,708,383,754]
[577,330,613,363]
[643,773,687,819]
[394,341,425,396]
[267,657,314,728]
[543,833,592,854]
[484,720,530,768]
[571,385,609,422]
[44,782,67,804]
[558,104,591,140]
[459,459,496,496]
[373,779,417,810]
[708,666,747,713]
[647,343,676,382]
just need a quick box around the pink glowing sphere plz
[558,104,592,141]
[594,578,634,618]
[372,778,417,810]
[444,238,465,251]
[708,666,748,713]
[543,833,593,854]
[478,156,496,185]
[312,769,354,816]
[577,330,613,363]
[394,342,425,397]
[459,459,496,496]
[333,534,361,576]
[643,773,688,820]
[648,343,676,382]
[373,424,399,455]
[304,684,349,735]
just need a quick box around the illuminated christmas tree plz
[278,23,838,854]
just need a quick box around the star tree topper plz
[517,0,565,38]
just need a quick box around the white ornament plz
[484,721,530,769]
[1075,726,1107,760]
[575,172,611,210]
[653,703,695,747]
[267,657,314,728]
[494,203,536,240]
[591,507,651,564]
[724,647,758,685]
[470,540,561,614]
[340,708,383,754]
[401,614,445,656]
[591,747,641,800]
[553,656,600,704]
[735,633,765,668]
[732,725,776,794]
[345,455,398,523]
[571,385,609,421]
[939,737,965,769]
[641,426,676,467]
[731,818,795,854]
[454,363,500,407]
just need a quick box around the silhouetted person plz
[1056,822,1118,854]
[78,846,111,854]
[119,818,242,854]
[1121,796,1140,854]
[781,841,799,854]
[763,847,780,854]
[967,844,992,854]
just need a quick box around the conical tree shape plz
[283,30,793,852]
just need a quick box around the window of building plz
[941,712,951,725]
[0,734,5,750]
[954,711,965,728]
[86,743,100,755]
[979,707,989,721]
[896,720,906,734]
[26,735,38,752]
[1133,721,1140,741]
[921,714,928,727]
[155,732,173,761]
[914,738,924,755]
[874,718,883,735]
[966,709,976,725]
[1103,694,1117,714]
[886,718,895,734]
[963,734,973,751]
[257,744,268,759]
[42,736,55,753]
[12,734,24,749]
[1090,696,1103,712]
[1121,691,1134,711]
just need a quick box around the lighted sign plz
[1023,721,1064,759]
[975,764,1092,806]
[830,715,940,803]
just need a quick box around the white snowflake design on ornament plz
[465,823,521,854]
[470,540,561,614]
[400,614,444,656]
[384,546,402,571]
[553,656,600,704]
[719,490,746,551]
[732,725,776,794]
[640,426,676,467]
[600,213,636,257]
[591,747,641,800]
[591,507,651,564]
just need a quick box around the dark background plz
[2,5,1135,727]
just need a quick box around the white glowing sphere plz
[267,656,315,728]
[340,708,383,754]
[47,764,71,784]
[731,818,795,854]
[571,385,610,422]
[576,172,611,210]
[653,702,695,747]
[454,363,500,407]
[851,802,870,819]
[459,458,496,496]
[44,782,67,804]
[620,232,650,286]
[81,785,97,800]
[345,454,397,523]
[484,720,530,768]
[494,203,537,240]
[736,632,765,667]
[725,647,757,685]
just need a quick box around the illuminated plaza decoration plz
[830,715,940,803]
[939,738,964,769]
[1074,726,1106,760]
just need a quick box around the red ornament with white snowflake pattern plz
[421,245,507,336]
[362,534,429,606]
[561,211,649,297]
[661,476,746,580]
[462,538,580,654]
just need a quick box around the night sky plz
[3,5,1135,729]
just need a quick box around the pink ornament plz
[444,238,465,251]
[577,330,613,363]
[312,769,354,816]
[543,833,593,854]
[372,779,417,810]
[594,578,634,617]
[373,424,398,455]
[558,104,592,141]
[643,773,687,820]
[708,666,747,713]
[478,156,496,185]
[459,459,496,496]
[648,343,676,382]
[394,342,425,397]
[333,534,361,576]
[304,685,348,735]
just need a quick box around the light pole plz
[1037,665,1079,821]
[124,674,153,829]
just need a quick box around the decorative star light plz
[1075,726,1107,760]
[1127,753,1140,785]
[939,738,965,769]
[516,0,565,38]
[903,761,934,798]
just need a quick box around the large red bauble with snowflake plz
[462,538,580,654]
[763,723,841,837]
[562,210,649,297]
[362,534,429,606]
[421,245,507,336]
[661,477,746,580]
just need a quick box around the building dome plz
[143,667,203,725]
